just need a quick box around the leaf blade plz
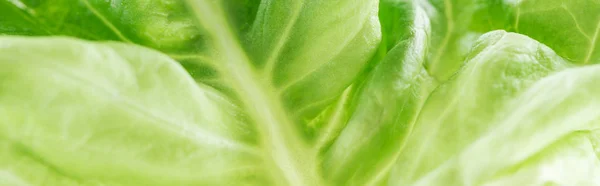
[0,36,264,185]
[389,31,570,185]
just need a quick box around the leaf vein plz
[81,0,132,43]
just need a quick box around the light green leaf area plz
[0,0,262,94]
[0,0,425,185]
[505,0,600,64]
[417,0,488,81]
[0,37,265,186]
[243,0,381,122]
[453,65,600,185]
[321,3,436,186]
[389,31,571,185]
[0,0,382,125]
[484,130,600,186]
[0,0,204,53]
[0,0,442,184]
[185,0,436,185]
[400,64,600,186]
[0,0,231,92]
[2,0,600,186]
[379,0,415,50]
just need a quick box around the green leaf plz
[398,64,600,185]
[0,37,264,186]
[378,0,415,51]
[418,0,488,81]
[454,65,600,185]
[244,0,382,123]
[389,31,570,185]
[498,0,600,64]
[320,4,436,186]
[0,0,204,52]
[0,0,118,39]
[483,130,600,186]
[0,0,383,126]
[0,0,235,93]
[184,0,388,184]
[3,0,599,185]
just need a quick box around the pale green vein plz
[185,1,321,185]
[167,54,212,62]
[561,5,591,39]
[584,19,600,64]
[81,0,132,43]
[261,0,305,78]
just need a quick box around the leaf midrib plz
[186,1,321,186]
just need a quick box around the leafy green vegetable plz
[477,0,600,64]
[509,0,600,64]
[416,0,485,81]
[321,4,435,185]
[0,0,203,52]
[389,30,571,185]
[0,0,599,186]
[390,64,600,185]
[0,37,263,186]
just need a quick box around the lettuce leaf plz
[389,30,571,186]
[0,0,599,186]
[477,0,600,64]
